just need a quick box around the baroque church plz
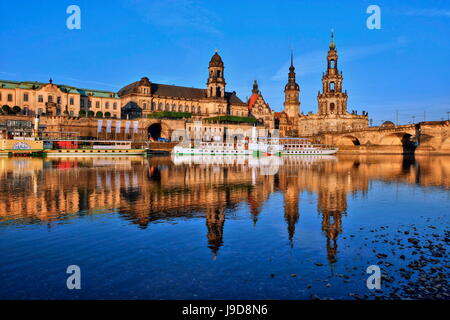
[274,32,368,137]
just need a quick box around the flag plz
[97,120,103,133]
[133,121,139,134]
[115,121,121,133]
[125,121,130,134]
[106,120,112,133]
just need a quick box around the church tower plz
[317,31,348,116]
[207,50,226,98]
[283,52,300,118]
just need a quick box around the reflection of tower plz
[206,207,225,260]
[317,187,347,265]
[283,184,299,244]
[248,194,261,226]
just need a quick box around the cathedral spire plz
[329,29,336,50]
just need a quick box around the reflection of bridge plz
[324,121,450,154]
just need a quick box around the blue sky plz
[0,0,449,124]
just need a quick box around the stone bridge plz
[322,121,450,154]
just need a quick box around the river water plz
[0,155,448,300]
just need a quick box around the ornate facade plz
[0,36,368,137]
[276,32,369,136]
[118,50,248,120]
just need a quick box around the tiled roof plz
[119,80,245,105]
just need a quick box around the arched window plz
[197,106,201,114]
[330,82,335,92]
[185,105,189,112]
[178,104,183,112]
[217,70,221,77]
[172,104,176,111]
[143,103,147,110]
[191,106,195,113]
[165,103,169,111]
[113,103,117,110]
[216,87,221,97]
[158,103,162,111]
[330,59,335,68]
[151,102,155,111]
[330,103,335,114]
[48,95,53,103]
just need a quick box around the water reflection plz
[0,155,449,266]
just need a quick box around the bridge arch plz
[379,132,414,146]
[148,123,162,140]
[441,137,450,150]
[336,135,361,146]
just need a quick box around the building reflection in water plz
[0,155,449,264]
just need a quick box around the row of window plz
[80,100,118,110]
[0,93,120,108]
[148,102,201,113]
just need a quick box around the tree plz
[104,112,111,118]
[87,111,95,117]
[96,111,103,118]
[12,106,21,114]
[78,110,86,117]
[2,105,11,114]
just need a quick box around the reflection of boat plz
[171,154,284,177]
[171,154,283,166]
[282,154,337,162]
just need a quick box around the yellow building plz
[0,79,121,118]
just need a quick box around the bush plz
[79,110,86,117]
[87,111,95,117]
[12,106,21,114]
[2,105,11,114]
[204,115,257,124]
[147,111,192,119]
[104,112,111,118]
[96,111,103,118]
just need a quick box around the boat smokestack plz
[252,126,257,142]
[34,115,40,138]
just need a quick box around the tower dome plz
[209,50,224,67]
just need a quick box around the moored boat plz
[43,140,147,157]
[279,138,338,155]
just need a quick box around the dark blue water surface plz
[0,155,448,299]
